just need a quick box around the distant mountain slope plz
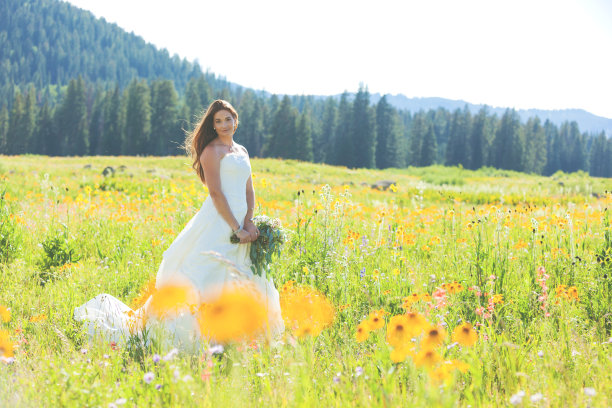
[0,0,228,95]
[2,0,609,137]
[367,94,612,136]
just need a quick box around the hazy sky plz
[66,0,612,118]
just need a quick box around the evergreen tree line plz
[0,0,233,110]
[1,77,610,178]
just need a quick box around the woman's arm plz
[245,175,255,222]
[201,147,250,242]
[243,175,259,240]
[241,147,258,240]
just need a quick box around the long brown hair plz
[184,99,239,184]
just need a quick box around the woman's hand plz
[243,219,259,242]
[235,228,252,244]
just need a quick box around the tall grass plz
[0,155,610,407]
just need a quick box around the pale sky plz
[66,0,612,119]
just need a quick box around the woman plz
[74,100,283,351]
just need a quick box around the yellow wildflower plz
[356,320,371,343]
[421,325,447,349]
[414,349,441,369]
[367,310,386,330]
[451,323,478,346]
[281,285,335,338]
[0,330,14,358]
[0,306,10,323]
[148,283,198,318]
[386,315,412,348]
[390,344,414,363]
[198,286,268,344]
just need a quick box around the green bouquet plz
[230,215,287,277]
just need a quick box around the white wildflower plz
[143,372,155,384]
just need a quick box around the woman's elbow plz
[207,189,224,200]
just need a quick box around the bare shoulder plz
[201,143,223,166]
[235,143,249,157]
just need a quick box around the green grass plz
[0,155,611,407]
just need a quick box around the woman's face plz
[213,109,236,137]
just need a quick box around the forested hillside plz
[1,0,611,177]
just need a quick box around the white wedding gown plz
[74,153,284,351]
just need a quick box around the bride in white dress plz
[74,100,284,351]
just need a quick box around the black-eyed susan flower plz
[131,278,157,309]
[555,284,568,297]
[490,294,504,304]
[451,323,478,346]
[429,364,452,382]
[414,348,441,369]
[386,315,412,347]
[281,285,335,338]
[0,330,14,358]
[198,287,267,344]
[29,314,47,323]
[448,359,470,373]
[567,286,579,301]
[390,344,414,364]
[356,320,371,343]
[421,325,447,348]
[447,281,464,294]
[0,306,10,323]
[295,322,316,338]
[404,311,428,337]
[367,310,386,330]
[402,293,420,309]
[148,283,199,318]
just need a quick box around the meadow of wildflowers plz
[0,155,610,407]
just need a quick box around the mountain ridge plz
[369,94,612,136]
[2,0,610,136]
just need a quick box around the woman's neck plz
[216,135,233,147]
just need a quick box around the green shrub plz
[37,227,81,284]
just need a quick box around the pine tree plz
[490,109,524,171]
[88,90,105,155]
[469,107,488,170]
[604,138,612,177]
[543,120,560,175]
[57,77,89,155]
[352,85,376,168]
[432,108,449,163]
[183,75,211,127]
[445,106,471,167]
[294,111,314,161]
[375,96,392,168]
[0,105,8,154]
[22,87,37,153]
[375,96,403,168]
[318,97,337,164]
[237,90,265,157]
[409,112,426,166]
[387,111,404,168]
[420,122,437,166]
[265,95,297,158]
[123,79,151,155]
[523,117,547,174]
[6,88,36,154]
[36,101,55,155]
[399,111,413,165]
[6,91,26,154]
[589,132,607,177]
[101,85,122,155]
[150,79,179,155]
[333,92,354,167]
